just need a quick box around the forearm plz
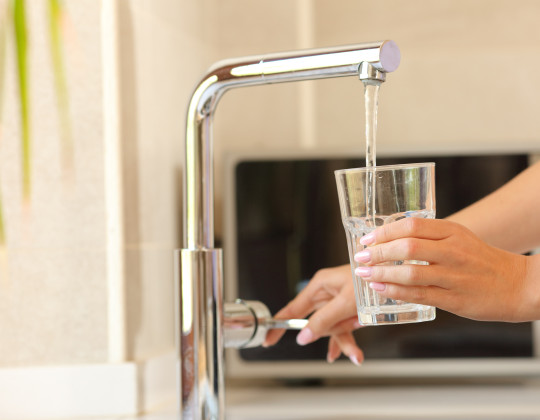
[519,253,540,321]
[447,160,540,254]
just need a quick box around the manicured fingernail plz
[296,328,314,346]
[360,233,375,246]
[369,282,386,292]
[353,321,362,329]
[355,267,372,278]
[354,250,371,263]
[327,353,336,364]
[350,355,362,366]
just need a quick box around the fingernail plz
[355,266,372,278]
[349,355,362,366]
[369,281,386,292]
[327,353,336,364]
[353,320,362,329]
[296,328,314,346]
[360,232,375,246]
[354,250,371,263]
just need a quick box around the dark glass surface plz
[230,155,533,361]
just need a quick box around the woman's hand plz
[263,264,364,366]
[355,218,537,322]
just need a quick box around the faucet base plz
[177,248,225,420]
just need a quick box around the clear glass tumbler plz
[335,162,436,325]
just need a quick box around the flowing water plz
[363,81,380,168]
[363,80,381,228]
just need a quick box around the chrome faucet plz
[177,40,401,420]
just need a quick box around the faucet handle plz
[223,299,308,349]
[265,318,308,330]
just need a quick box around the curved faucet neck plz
[183,40,401,249]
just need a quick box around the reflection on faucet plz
[177,40,401,420]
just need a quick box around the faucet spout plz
[178,40,400,420]
[184,40,399,250]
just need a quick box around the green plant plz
[48,0,72,175]
[13,0,30,203]
[0,0,71,278]
[0,2,8,257]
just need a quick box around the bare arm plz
[447,160,540,254]
[265,159,540,357]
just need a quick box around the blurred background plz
[1,0,540,418]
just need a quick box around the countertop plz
[91,383,540,420]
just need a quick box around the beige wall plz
[0,0,108,366]
[213,0,540,154]
[0,0,216,366]
[118,0,217,361]
[312,0,540,152]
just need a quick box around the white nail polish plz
[349,355,362,366]
[296,327,314,346]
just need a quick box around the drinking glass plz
[335,162,436,325]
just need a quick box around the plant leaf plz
[13,0,30,203]
[48,0,72,176]
[0,3,7,122]
[0,2,8,250]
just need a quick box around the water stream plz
[363,80,381,227]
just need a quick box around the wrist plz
[520,253,540,321]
